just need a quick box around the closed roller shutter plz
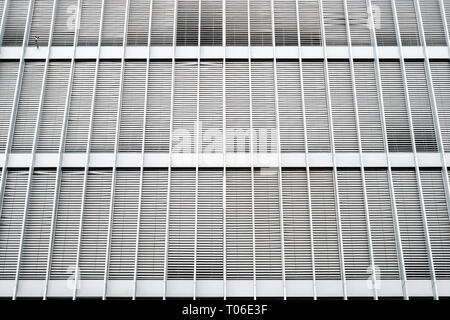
[52,0,77,46]
[226,60,251,153]
[50,169,83,279]
[0,169,28,280]
[250,0,272,46]
[173,61,197,154]
[101,0,126,46]
[64,61,96,152]
[0,61,18,152]
[77,0,101,46]
[251,60,277,153]
[19,169,56,280]
[421,169,450,279]
[3,0,29,46]
[119,60,146,152]
[226,169,253,280]
[11,61,45,153]
[282,169,312,280]
[200,60,222,153]
[28,0,53,47]
[226,0,248,46]
[177,0,199,46]
[274,0,298,46]
[37,60,71,153]
[197,169,223,279]
[347,0,371,46]
[91,61,121,153]
[405,60,437,152]
[392,169,431,279]
[338,169,371,279]
[298,0,322,46]
[365,169,400,279]
[137,169,167,280]
[371,0,397,46]
[323,0,347,46]
[380,60,412,152]
[430,60,450,152]
[109,169,140,280]
[353,60,384,152]
[395,0,420,46]
[303,60,331,152]
[328,60,358,152]
[145,61,172,152]
[276,60,305,152]
[150,0,175,46]
[419,0,446,46]
[79,169,112,280]
[127,0,150,46]
[168,169,196,279]
[254,168,282,279]
[310,169,340,280]
[201,0,222,46]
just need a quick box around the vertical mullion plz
[72,0,105,300]
[295,0,316,300]
[318,0,348,300]
[390,0,439,300]
[133,0,154,301]
[0,0,8,48]
[43,0,82,301]
[366,0,409,299]
[439,0,450,50]
[102,0,130,300]
[342,0,378,300]
[269,0,286,301]
[163,0,178,301]
[222,0,227,300]
[247,0,257,301]
[12,0,56,300]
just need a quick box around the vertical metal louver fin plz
[28,0,53,47]
[419,0,447,46]
[379,60,412,152]
[226,0,248,46]
[101,0,126,46]
[395,0,421,46]
[52,0,78,46]
[201,0,223,46]
[197,169,223,279]
[0,169,28,280]
[127,0,150,46]
[119,60,146,153]
[145,61,172,152]
[276,60,305,152]
[0,61,19,152]
[298,0,322,46]
[322,0,348,45]
[176,0,199,46]
[200,60,223,153]
[347,0,371,46]
[226,60,251,153]
[77,0,102,46]
[250,0,272,46]
[19,169,56,280]
[404,60,438,152]
[3,0,29,46]
[90,61,121,153]
[273,0,298,46]
[50,169,84,279]
[11,61,45,153]
[150,0,175,46]
[37,60,71,153]
[430,60,450,152]
[167,169,196,279]
[0,0,4,30]
[371,0,397,46]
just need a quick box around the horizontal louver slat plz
[0,61,18,152]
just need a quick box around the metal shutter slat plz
[419,0,447,46]
[150,0,175,46]
[28,0,53,47]
[177,0,199,46]
[395,0,421,46]
[77,0,101,46]
[201,0,223,46]
[274,0,298,46]
[323,0,347,46]
[371,0,397,46]
[101,0,126,46]
[0,61,19,152]
[430,61,450,152]
[347,0,371,46]
[298,0,322,46]
[250,0,272,46]
[3,0,29,46]
[52,0,77,46]
[127,0,150,46]
[226,0,248,46]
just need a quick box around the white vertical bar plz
[102,0,130,300]
[0,0,9,49]
[269,0,287,301]
[390,0,438,300]
[317,0,348,300]
[13,0,56,300]
[247,0,257,301]
[342,0,378,300]
[438,0,450,51]
[295,0,317,300]
[72,0,105,300]
[133,0,154,301]
[222,0,227,300]
[43,0,82,301]
[162,0,178,300]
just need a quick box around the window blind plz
[0,61,18,153]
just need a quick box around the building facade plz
[0,0,450,300]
